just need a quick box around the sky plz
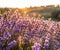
[0,0,60,8]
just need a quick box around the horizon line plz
[0,4,60,8]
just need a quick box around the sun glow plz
[0,0,60,8]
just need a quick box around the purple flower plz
[6,40,17,50]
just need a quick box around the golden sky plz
[0,0,60,8]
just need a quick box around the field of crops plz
[0,8,60,50]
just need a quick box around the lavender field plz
[0,9,60,50]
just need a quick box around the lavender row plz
[0,9,60,50]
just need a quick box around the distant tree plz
[56,4,60,8]
[51,10,60,20]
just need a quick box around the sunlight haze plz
[0,0,60,8]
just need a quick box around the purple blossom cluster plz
[0,9,60,50]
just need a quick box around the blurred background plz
[0,0,60,21]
